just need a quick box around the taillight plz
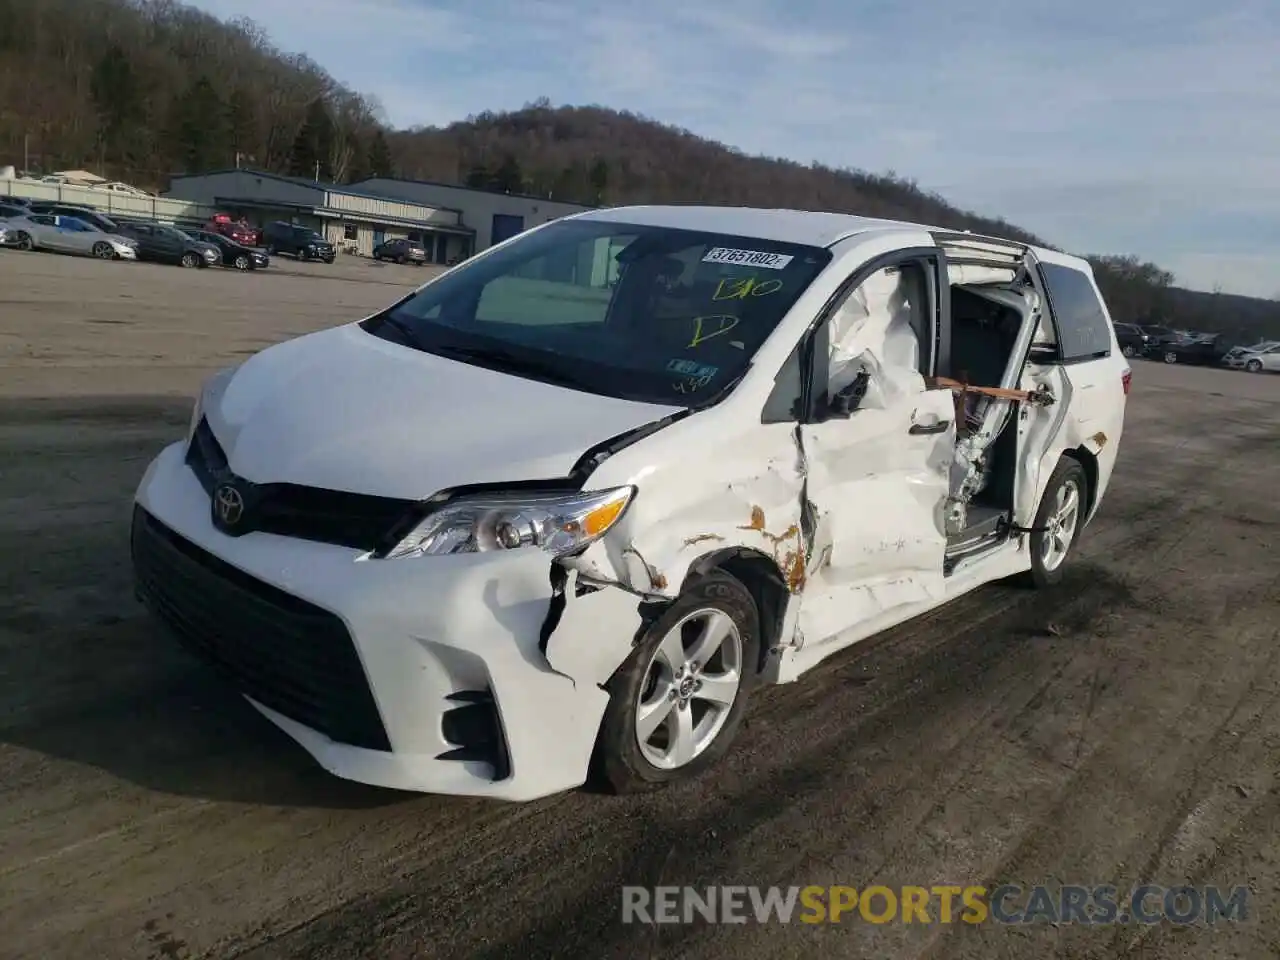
[1121,369,1132,395]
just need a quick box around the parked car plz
[188,229,270,270]
[26,202,118,233]
[373,237,428,265]
[131,206,1129,801]
[1223,341,1280,373]
[1148,332,1228,365]
[1,213,137,260]
[0,201,29,221]
[111,220,220,268]
[207,213,262,247]
[1112,322,1149,358]
[261,221,335,262]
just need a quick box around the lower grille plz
[131,506,392,751]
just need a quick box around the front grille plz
[132,506,392,751]
[186,418,413,551]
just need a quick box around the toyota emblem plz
[214,483,245,526]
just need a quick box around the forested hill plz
[2,0,1276,342]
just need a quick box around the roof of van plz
[576,204,1064,260]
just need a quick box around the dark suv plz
[261,221,335,262]
[1112,322,1148,358]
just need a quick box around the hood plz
[204,324,683,499]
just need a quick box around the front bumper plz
[131,442,617,801]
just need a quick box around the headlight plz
[385,486,635,559]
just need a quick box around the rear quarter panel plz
[1032,250,1127,523]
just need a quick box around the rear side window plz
[1040,263,1112,361]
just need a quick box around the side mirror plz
[821,370,870,420]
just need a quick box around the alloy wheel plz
[634,608,743,769]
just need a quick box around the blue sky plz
[188,0,1279,298]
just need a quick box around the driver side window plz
[761,257,936,424]
[821,262,931,400]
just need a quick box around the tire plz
[1163,351,1178,364]
[180,252,199,269]
[595,571,760,794]
[92,242,115,260]
[1122,344,1136,358]
[233,255,250,271]
[1246,359,1262,373]
[1021,458,1087,589]
[12,231,32,251]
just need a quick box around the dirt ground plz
[1,251,1278,960]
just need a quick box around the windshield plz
[362,218,831,406]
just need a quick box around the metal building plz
[163,169,595,264]
[163,169,475,262]
[350,177,593,250]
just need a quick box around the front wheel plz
[180,252,199,268]
[233,255,250,271]
[1163,351,1178,364]
[1122,344,1136,357]
[1022,458,1087,589]
[1246,359,1263,373]
[92,242,115,260]
[594,572,760,794]
[12,231,32,251]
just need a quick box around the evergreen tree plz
[169,75,226,173]
[588,157,609,204]
[367,129,393,178]
[89,44,141,164]
[492,153,523,193]
[226,88,256,162]
[288,98,335,180]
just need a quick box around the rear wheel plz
[1122,344,1136,357]
[1163,351,1178,364]
[1022,458,1087,589]
[595,572,759,794]
[180,252,199,268]
[92,242,114,260]
[1246,359,1263,373]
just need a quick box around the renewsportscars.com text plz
[621,884,1249,926]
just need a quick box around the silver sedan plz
[1223,341,1280,373]
[1,213,138,260]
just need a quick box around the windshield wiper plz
[373,312,426,348]
[441,344,593,390]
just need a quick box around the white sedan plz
[2,213,137,260]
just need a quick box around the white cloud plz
[186,0,1280,298]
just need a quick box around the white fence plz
[1,179,218,224]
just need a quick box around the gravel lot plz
[1,250,1278,960]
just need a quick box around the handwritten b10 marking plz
[712,277,784,301]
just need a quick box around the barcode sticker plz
[702,247,794,270]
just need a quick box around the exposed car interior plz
[823,246,1047,563]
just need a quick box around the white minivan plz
[132,206,1129,801]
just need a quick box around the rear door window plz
[1039,262,1113,362]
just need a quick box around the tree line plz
[1,0,1274,342]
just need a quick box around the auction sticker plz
[702,247,794,269]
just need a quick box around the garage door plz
[491,214,525,245]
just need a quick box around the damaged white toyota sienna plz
[132,206,1129,801]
